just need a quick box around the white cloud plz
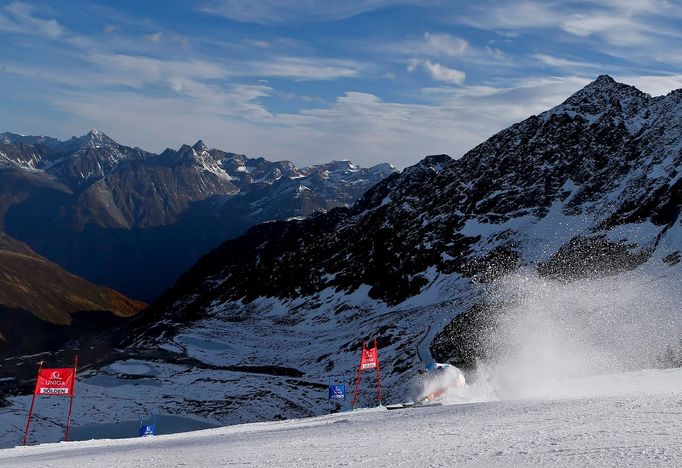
[485,46,504,59]
[590,0,673,15]
[534,53,599,70]
[86,53,364,83]
[376,31,509,70]
[144,32,164,43]
[455,0,682,53]
[0,2,63,38]
[407,58,421,72]
[380,32,469,58]
[78,52,362,90]
[87,53,227,86]
[617,74,682,97]
[423,32,468,56]
[465,1,561,30]
[435,0,682,80]
[423,61,466,84]
[558,13,658,47]
[235,56,365,80]
[562,14,622,37]
[200,0,434,24]
[247,39,270,48]
[409,59,465,84]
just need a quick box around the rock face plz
[0,132,397,300]
[3,75,682,447]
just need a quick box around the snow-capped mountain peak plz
[172,144,200,162]
[369,162,397,172]
[69,128,117,149]
[0,131,61,147]
[192,140,208,152]
[544,74,649,125]
[0,132,17,144]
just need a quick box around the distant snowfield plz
[2,367,680,467]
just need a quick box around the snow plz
[2,257,678,454]
[605,221,661,245]
[0,282,468,450]
[1,367,680,467]
[460,203,595,262]
[379,195,392,206]
[294,185,311,198]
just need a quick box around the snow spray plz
[470,268,682,401]
[413,365,466,402]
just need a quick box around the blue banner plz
[139,422,155,437]
[328,384,346,400]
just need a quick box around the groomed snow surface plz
[1,367,680,467]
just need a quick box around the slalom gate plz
[22,354,78,445]
[351,339,382,408]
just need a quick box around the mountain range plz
[0,131,396,302]
[2,75,682,447]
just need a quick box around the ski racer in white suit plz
[418,362,466,403]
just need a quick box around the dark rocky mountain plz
[3,75,681,447]
[0,232,146,357]
[0,132,397,301]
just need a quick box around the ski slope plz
[1,368,680,467]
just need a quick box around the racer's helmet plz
[425,362,450,371]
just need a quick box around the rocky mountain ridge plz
[0,132,397,300]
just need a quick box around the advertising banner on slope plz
[139,416,156,437]
[139,423,155,437]
[352,339,382,408]
[23,356,79,446]
[328,384,346,401]
[360,346,378,370]
[36,368,75,396]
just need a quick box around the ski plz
[386,403,415,410]
[386,402,443,411]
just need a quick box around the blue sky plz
[1,0,682,168]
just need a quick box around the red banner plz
[352,340,382,408]
[360,346,378,370]
[24,357,79,446]
[36,368,75,396]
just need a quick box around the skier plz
[417,362,466,403]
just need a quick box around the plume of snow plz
[470,269,682,401]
